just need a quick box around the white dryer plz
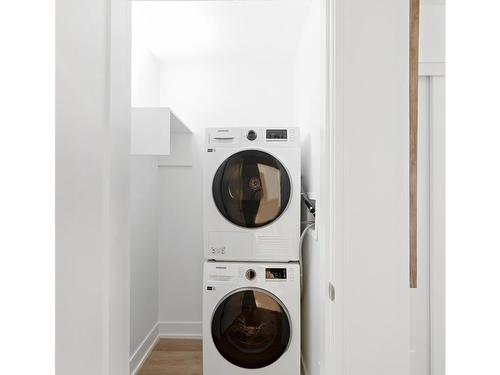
[203,261,300,375]
[203,127,301,262]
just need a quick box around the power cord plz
[301,192,316,217]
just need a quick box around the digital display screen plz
[266,129,287,140]
[265,268,287,280]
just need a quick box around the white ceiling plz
[132,0,312,64]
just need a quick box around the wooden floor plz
[138,339,203,375]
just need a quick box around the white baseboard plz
[158,321,202,339]
[129,322,159,375]
[129,321,201,374]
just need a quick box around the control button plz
[247,130,257,141]
[245,269,256,280]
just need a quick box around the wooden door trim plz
[410,0,420,288]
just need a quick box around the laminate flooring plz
[137,339,202,375]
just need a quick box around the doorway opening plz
[129,1,330,374]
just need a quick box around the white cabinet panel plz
[332,1,411,374]
[131,107,190,156]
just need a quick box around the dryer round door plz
[211,288,291,369]
[212,150,291,228]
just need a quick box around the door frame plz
[428,74,445,375]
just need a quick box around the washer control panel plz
[246,130,257,141]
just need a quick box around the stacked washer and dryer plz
[203,127,301,375]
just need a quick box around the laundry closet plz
[129,1,325,374]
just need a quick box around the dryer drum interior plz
[212,150,291,228]
[211,288,291,369]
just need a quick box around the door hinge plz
[329,282,335,301]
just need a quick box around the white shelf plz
[131,107,191,156]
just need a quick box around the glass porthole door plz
[211,289,291,369]
[212,150,291,228]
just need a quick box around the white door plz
[330,1,411,374]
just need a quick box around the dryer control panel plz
[266,268,287,280]
[206,127,300,148]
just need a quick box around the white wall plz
[157,60,297,333]
[132,48,160,107]
[159,62,296,128]
[157,163,204,334]
[130,157,159,354]
[130,33,161,361]
[293,1,325,375]
[56,0,130,374]
[294,0,322,196]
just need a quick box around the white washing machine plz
[203,127,301,262]
[203,261,300,375]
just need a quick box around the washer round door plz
[212,150,291,228]
[211,288,291,369]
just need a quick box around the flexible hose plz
[299,222,316,300]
